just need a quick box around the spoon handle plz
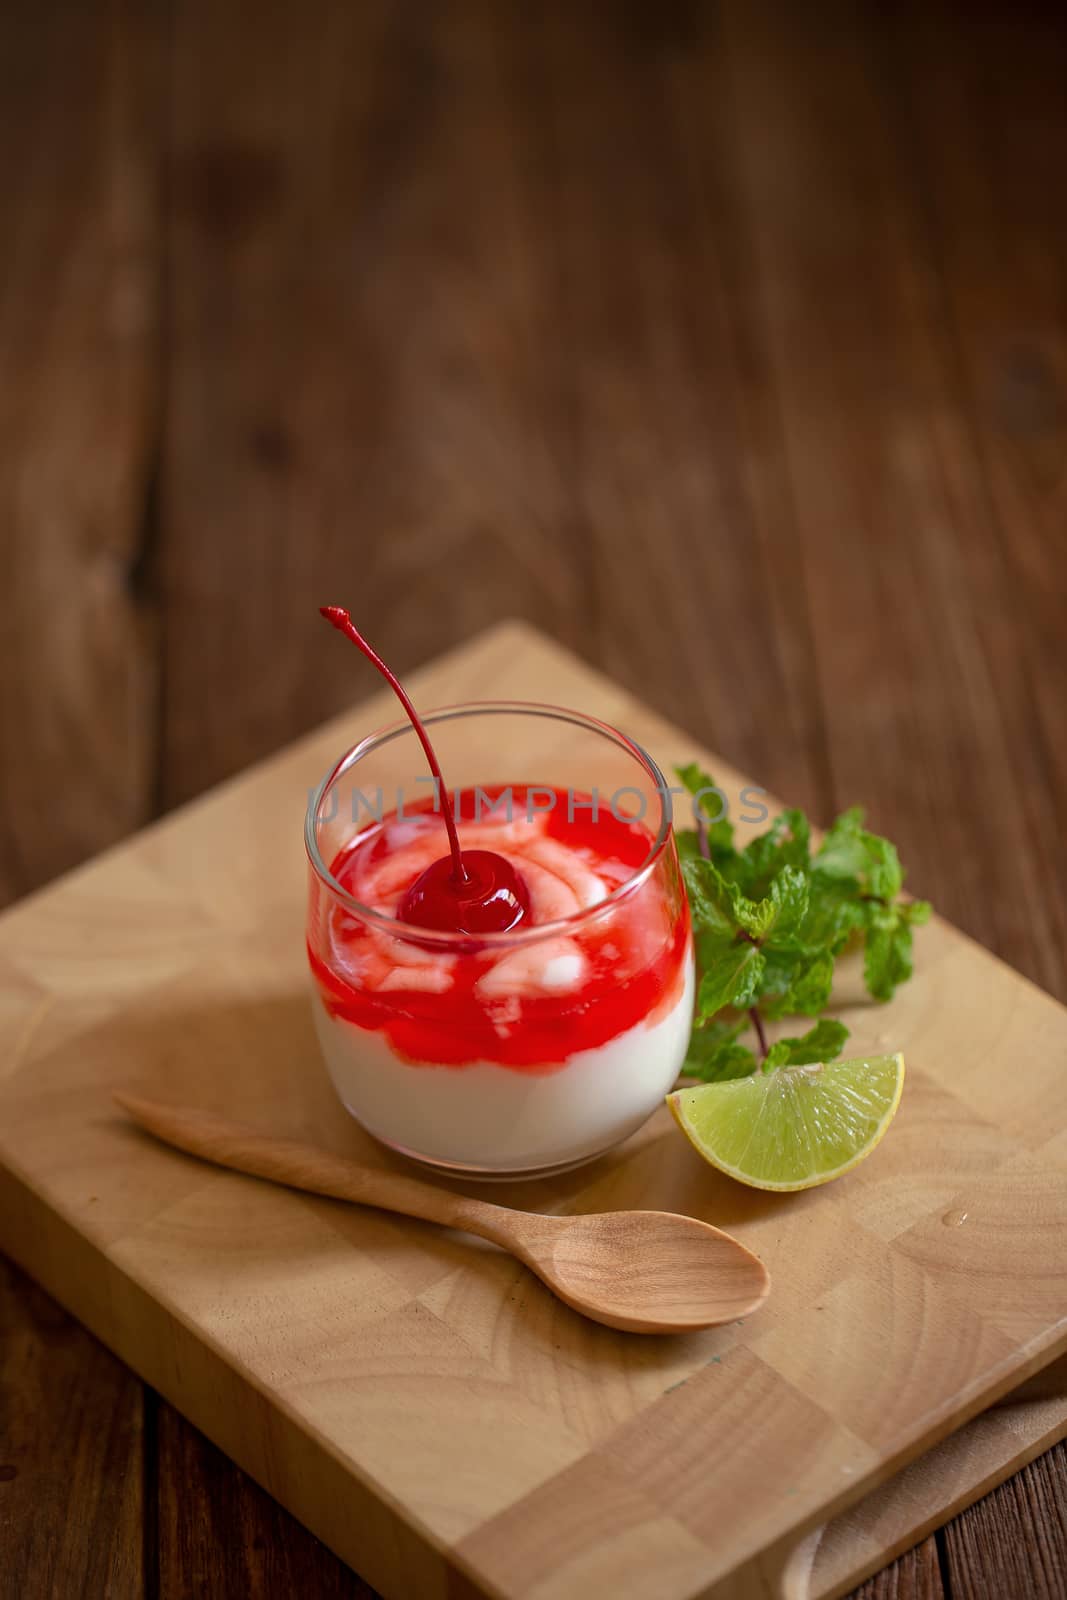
[114,1094,521,1248]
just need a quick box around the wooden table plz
[1,2,1064,1595]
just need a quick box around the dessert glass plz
[305,702,693,1179]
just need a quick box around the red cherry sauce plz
[308,786,691,1072]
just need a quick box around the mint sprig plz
[675,765,930,1081]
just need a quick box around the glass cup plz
[305,702,693,1179]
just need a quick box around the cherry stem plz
[320,606,469,886]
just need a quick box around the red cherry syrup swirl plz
[318,607,530,934]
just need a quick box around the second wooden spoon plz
[115,1094,770,1334]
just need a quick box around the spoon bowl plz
[508,1207,769,1332]
[115,1094,770,1335]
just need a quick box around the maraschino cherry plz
[319,607,530,935]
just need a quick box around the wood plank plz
[154,1395,376,1598]
[942,1442,1067,1600]
[716,0,1065,993]
[0,3,157,1595]
[853,1540,943,1600]
[881,9,1067,1592]
[162,0,592,808]
[0,0,159,907]
[884,0,1067,866]
[490,5,834,820]
[0,1254,143,1599]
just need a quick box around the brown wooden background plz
[2,1,1065,1595]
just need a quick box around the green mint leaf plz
[731,948,766,1009]
[772,1017,850,1065]
[863,914,916,1002]
[864,836,903,901]
[694,927,735,977]
[730,890,776,941]
[782,808,812,855]
[675,762,717,808]
[760,1017,849,1071]
[704,1043,759,1080]
[674,763,735,858]
[813,807,868,882]
[794,885,866,951]
[682,857,739,941]
[696,941,764,1016]
[756,944,807,1005]
[732,809,811,898]
[677,754,929,1043]
[815,808,903,901]
[683,855,776,942]
[684,1024,757,1082]
[682,1009,753,1082]
[765,949,835,1018]
[762,1039,792,1070]
[688,1015,747,1049]
[767,865,809,939]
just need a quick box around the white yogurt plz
[311,952,694,1176]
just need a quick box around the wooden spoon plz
[115,1095,769,1334]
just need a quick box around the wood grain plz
[0,3,156,1591]
[1,623,1065,1600]
[852,1540,944,1600]
[162,0,593,807]
[0,1255,143,1599]
[941,1441,1067,1600]
[0,0,159,904]
[154,1395,376,1600]
[713,0,1061,991]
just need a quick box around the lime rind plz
[667,1052,905,1191]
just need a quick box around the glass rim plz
[304,698,676,949]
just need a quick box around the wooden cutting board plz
[1,621,1065,1600]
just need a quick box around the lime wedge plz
[667,1052,905,1191]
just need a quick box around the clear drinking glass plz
[305,702,693,1179]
